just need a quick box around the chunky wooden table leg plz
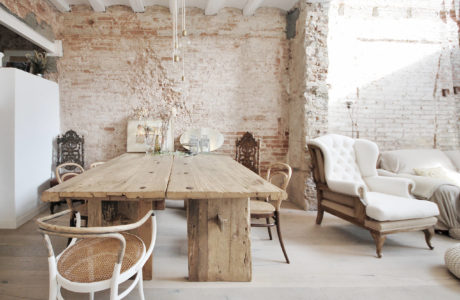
[138,200,153,280]
[87,199,102,227]
[187,198,251,282]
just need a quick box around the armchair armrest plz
[327,179,367,205]
[396,173,449,199]
[365,176,414,198]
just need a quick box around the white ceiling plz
[49,0,299,15]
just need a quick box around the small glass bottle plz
[200,135,210,152]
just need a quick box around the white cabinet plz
[0,68,60,228]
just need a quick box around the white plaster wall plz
[0,69,16,227]
[327,0,460,150]
[0,68,59,228]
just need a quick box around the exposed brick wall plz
[3,0,458,210]
[58,6,290,172]
[328,0,460,151]
[288,1,329,210]
[292,0,459,210]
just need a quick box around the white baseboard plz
[15,202,49,228]
[0,219,16,229]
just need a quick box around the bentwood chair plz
[56,162,85,184]
[50,163,85,214]
[55,163,88,228]
[37,209,157,300]
[250,162,292,263]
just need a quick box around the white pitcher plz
[0,52,3,67]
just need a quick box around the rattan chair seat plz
[250,200,275,215]
[57,233,144,283]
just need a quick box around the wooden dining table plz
[41,153,287,282]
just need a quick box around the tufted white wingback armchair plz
[307,134,440,258]
[309,134,417,205]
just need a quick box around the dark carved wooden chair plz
[250,163,292,263]
[57,129,85,169]
[235,132,260,174]
[50,130,85,214]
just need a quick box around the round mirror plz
[180,128,224,152]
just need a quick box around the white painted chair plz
[37,209,157,300]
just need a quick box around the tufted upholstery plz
[310,134,365,185]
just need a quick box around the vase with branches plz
[26,50,48,76]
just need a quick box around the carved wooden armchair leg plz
[423,228,435,250]
[316,206,324,225]
[370,231,386,258]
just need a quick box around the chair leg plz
[423,228,434,250]
[370,231,386,258]
[266,217,273,240]
[57,286,64,300]
[138,269,145,300]
[274,211,290,264]
[49,279,57,300]
[89,292,94,300]
[67,213,77,246]
[316,206,324,225]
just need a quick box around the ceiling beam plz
[0,7,62,56]
[129,0,145,13]
[205,0,225,15]
[243,0,264,16]
[88,0,106,12]
[169,0,176,15]
[48,0,71,12]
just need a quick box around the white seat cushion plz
[365,192,439,221]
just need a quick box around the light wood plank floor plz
[1,201,459,300]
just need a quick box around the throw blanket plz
[430,185,460,239]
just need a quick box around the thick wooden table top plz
[41,153,287,202]
[41,154,173,202]
[167,154,287,200]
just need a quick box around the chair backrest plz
[57,130,85,169]
[266,163,292,211]
[56,162,84,184]
[90,162,105,168]
[308,134,380,187]
[235,132,260,174]
[267,163,292,191]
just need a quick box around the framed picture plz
[127,119,174,152]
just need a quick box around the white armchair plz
[307,134,439,258]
